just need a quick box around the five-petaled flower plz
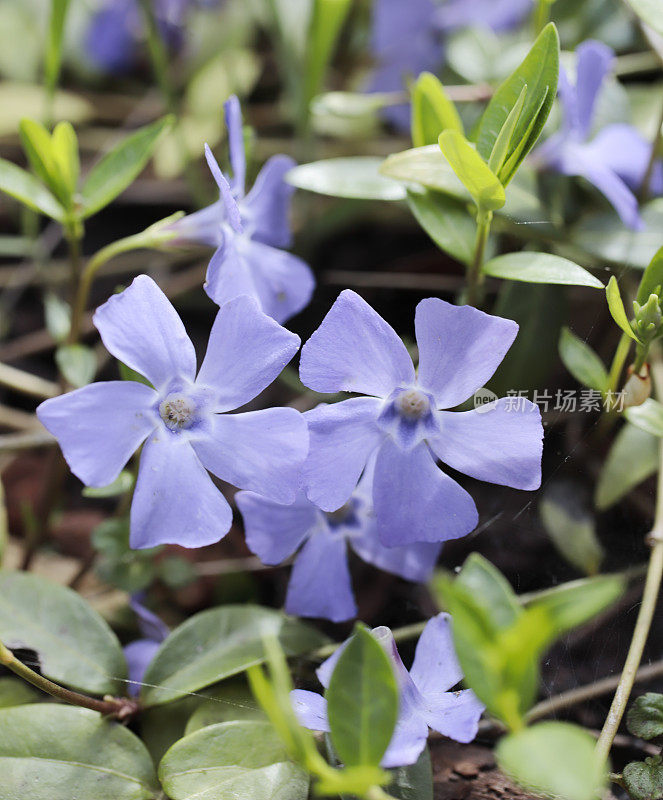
[37,275,308,549]
[291,613,485,767]
[167,95,315,323]
[299,290,543,547]
[237,457,441,623]
[532,39,663,230]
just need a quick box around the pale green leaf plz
[606,275,640,341]
[0,156,64,220]
[45,0,71,94]
[484,252,603,288]
[540,491,604,574]
[488,84,527,176]
[286,156,406,200]
[626,0,663,37]
[55,343,97,388]
[637,244,663,304]
[411,72,463,147]
[626,398,663,438]
[406,188,475,265]
[438,130,505,211]
[558,326,609,392]
[595,422,659,509]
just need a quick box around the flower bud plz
[622,363,651,408]
[632,294,663,341]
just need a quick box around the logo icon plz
[473,388,498,413]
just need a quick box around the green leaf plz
[83,471,134,499]
[406,188,475,265]
[540,490,604,575]
[286,157,406,200]
[558,327,609,393]
[487,84,527,177]
[0,677,40,709]
[303,0,352,114]
[80,116,173,218]
[19,118,65,201]
[0,571,127,695]
[326,625,399,768]
[595,422,659,510]
[55,343,97,388]
[496,722,607,800]
[389,747,434,800]
[44,0,71,95]
[627,693,663,740]
[526,574,624,636]
[411,72,463,147]
[606,275,641,341]
[438,130,505,211]
[185,683,264,734]
[625,0,663,37]
[476,23,559,183]
[51,121,79,200]
[159,720,309,800]
[381,145,467,199]
[141,695,203,765]
[142,605,328,706]
[484,252,603,289]
[623,756,663,800]
[44,291,70,343]
[0,156,64,220]
[0,704,159,800]
[453,553,520,630]
[626,398,663,438]
[637,245,663,305]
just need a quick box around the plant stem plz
[466,211,491,306]
[533,0,552,34]
[0,638,138,719]
[595,356,663,763]
[607,332,632,394]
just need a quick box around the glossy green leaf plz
[51,121,79,200]
[484,252,603,288]
[623,756,663,800]
[626,398,663,438]
[595,422,659,510]
[626,0,663,37]
[141,695,203,765]
[389,747,434,800]
[453,553,520,630]
[558,327,609,392]
[159,720,309,800]
[55,343,97,388]
[497,722,607,800]
[185,683,264,734]
[438,130,505,211]
[540,490,604,574]
[142,605,327,706]
[326,625,399,768]
[526,574,624,635]
[80,116,173,218]
[286,157,406,200]
[44,0,71,94]
[0,704,159,800]
[627,693,663,740]
[0,156,64,220]
[487,84,527,177]
[0,677,40,709]
[637,245,663,304]
[606,275,640,341]
[0,572,126,695]
[411,72,463,147]
[406,188,475,265]
[381,144,467,199]
[476,23,559,182]
[19,118,65,201]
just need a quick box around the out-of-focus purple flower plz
[85,0,218,74]
[167,96,314,324]
[367,0,532,128]
[291,614,484,767]
[37,275,308,550]
[236,457,441,623]
[532,40,663,230]
[124,596,169,696]
[299,291,543,547]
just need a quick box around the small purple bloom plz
[124,596,169,696]
[37,275,308,549]
[532,40,663,230]
[368,0,532,128]
[168,96,315,324]
[299,291,543,547]
[236,458,441,623]
[291,614,485,767]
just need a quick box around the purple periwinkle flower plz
[236,458,441,623]
[299,291,543,547]
[124,596,169,696]
[532,40,663,230]
[168,96,315,324]
[37,275,308,549]
[368,0,532,128]
[291,613,485,767]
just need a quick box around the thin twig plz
[0,362,58,399]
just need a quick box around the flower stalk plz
[0,638,138,719]
[466,211,491,306]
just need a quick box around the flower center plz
[159,393,196,431]
[395,388,430,420]
[325,501,355,526]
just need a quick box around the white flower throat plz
[159,393,196,431]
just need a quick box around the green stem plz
[0,638,138,718]
[466,211,491,306]
[533,0,552,34]
[607,332,632,394]
[596,356,663,763]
